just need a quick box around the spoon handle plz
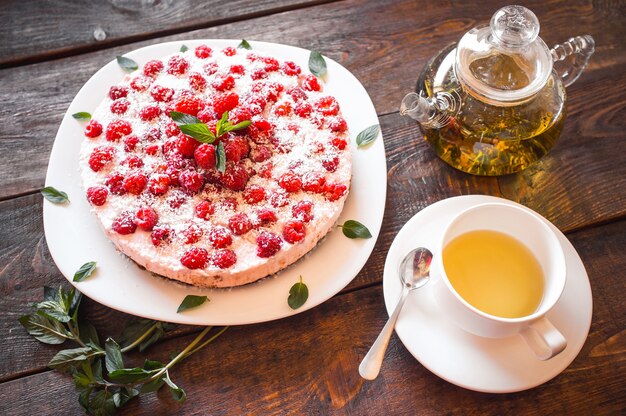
[359,288,410,380]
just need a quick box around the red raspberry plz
[143,60,164,77]
[322,156,340,172]
[258,162,273,179]
[163,139,179,157]
[88,146,115,172]
[220,163,249,191]
[213,92,239,117]
[147,173,170,195]
[165,122,181,137]
[180,247,208,269]
[109,86,129,100]
[194,143,216,169]
[139,105,161,121]
[105,171,126,195]
[182,223,203,244]
[176,134,199,157]
[292,200,314,223]
[212,249,237,269]
[146,144,159,155]
[229,107,252,124]
[263,56,280,72]
[195,200,215,220]
[228,213,252,236]
[268,191,289,207]
[302,172,326,193]
[122,170,147,194]
[273,102,292,117]
[256,231,282,258]
[325,183,348,201]
[229,64,245,75]
[84,120,103,138]
[174,96,203,116]
[124,135,139,152]
[121,155,144,168]
[281,61,301,76]
[112,212,137,235]
[144,127,161,142]
[178,169,205,194]
[311,142,325,154]
[250,145,272,162]
[328,116,348,133]
[287,87,308,102]
[294,102,312,118]
[105,120,132,142]
[251,68,267,80]
[245,94,267,115]
[213,74,236,92]
[243,185,266,204]
[222,46,236,56]
[86,186,108,206]
[278,171,302,192]
[246,53,260,62]
[151,224,172,247]
[315,96,340,116]
[220,197,238,211]
[208,226,232,248]
[224,135,249,163]
[301,74,321,92]
[195,45,212,59]
[167,190,187,209]
[134,207,158,231]
[167,55,189,75]
[130,76,152,92]
[283,220,306,244]
[189,72,207,92]
[204,62,218,75]
[331,137,348,150]
[197,108,217,123]
[150,85,174,102]
[110,99,130,115]
[255,208,277,226]
[252,82,283,102]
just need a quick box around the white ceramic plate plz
[43,39,386,325]
[383,195,592,393]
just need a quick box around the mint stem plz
[121,323,159,353]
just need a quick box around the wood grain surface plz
[1,0,625,414]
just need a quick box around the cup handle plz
[519,316,567,360]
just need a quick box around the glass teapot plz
[400,5,595,176]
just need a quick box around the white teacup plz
[432,202,567,360]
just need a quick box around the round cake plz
[79,43,351,288]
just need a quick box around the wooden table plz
[1,0,624,414]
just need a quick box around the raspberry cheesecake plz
[79,44,351,288]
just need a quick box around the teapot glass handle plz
[551,35,595,88]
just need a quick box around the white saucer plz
[383,195,592,393]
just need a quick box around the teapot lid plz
[456,5,553,104]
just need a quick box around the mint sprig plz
[356,124,380,147]
[116,56,138,72]
[177,295,208,313]
[339,220,372,239]
[309,50,327,78]
[238,39,252,50]
[18,286,228,415]
[41,186,69,204]
[73,261,97,282]
[288,276,309,310]
[72,112,92,121]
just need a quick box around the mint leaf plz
[177,295,208,313]
[356,124,380,147]
[180,44,188,52]
[72,112,91,120]
[105,338,124,372]
[73,261,97,282]
[116,55,138,72]
[113,387,139,408]
[340,220,372,239]
[170,111,201,125]
[238,39,252,50]
[164,373,186,402]
[48,347,98,371]
[18,313,70,344]
[179,123,216,143]
[79,321,101,348]
[108,367,155,383]
[43,286,58,302]
[309,50,327,78]
[287,276,308,310]
[215,141,226,173]
[41,186,69,204]
[34,300,70,323]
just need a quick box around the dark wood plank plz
[1,218,624,414]
[0,0,334,67]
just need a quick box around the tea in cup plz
[432,202,567,360]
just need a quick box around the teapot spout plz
[400,91,460,128]
[400,92,436,123]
